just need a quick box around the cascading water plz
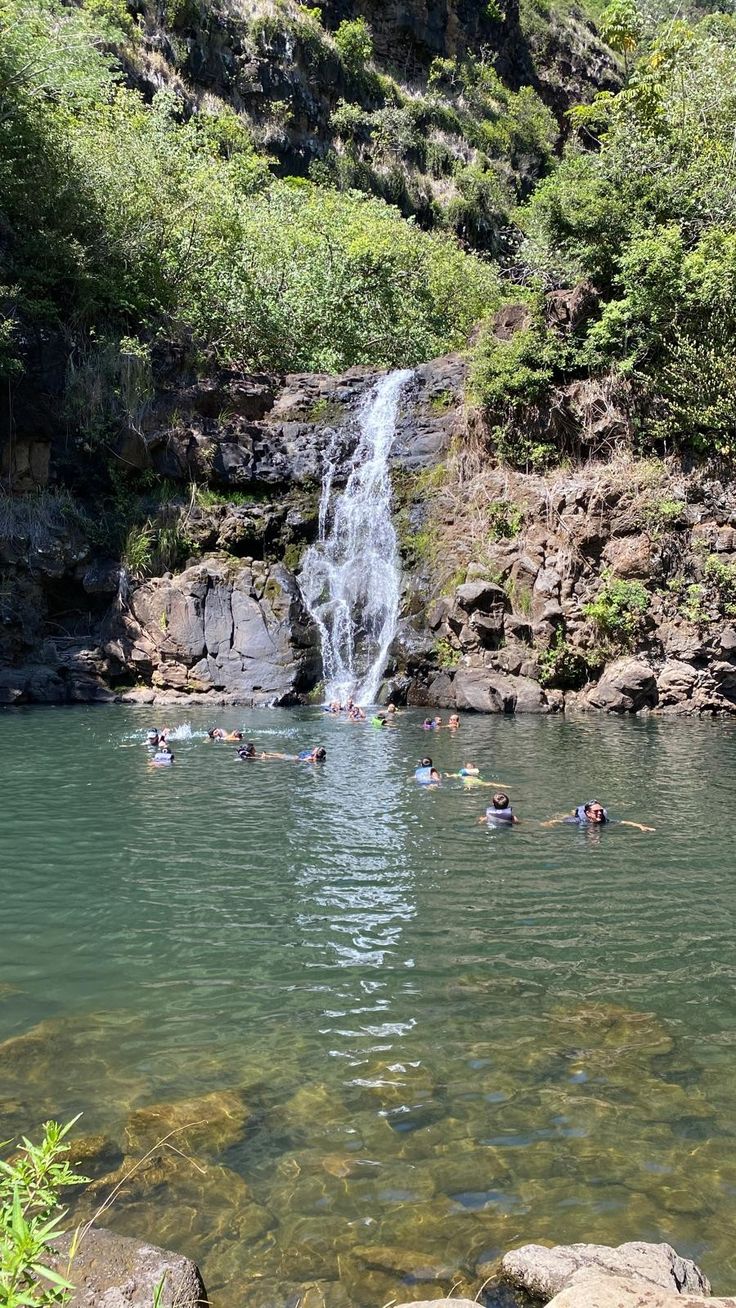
[300,369,413,706]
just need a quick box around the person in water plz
[543,801,655,831]
[348,705,366,721]
[448,714,460,730]
[421,717,436,730]
[371,712,387,728]
[479,791,518,825]
[386,703,398,715]
[150,745,174,766]
[415,757,441,784]
[298,746,327,762]
[208,728,243,742]
[236,742,259,760]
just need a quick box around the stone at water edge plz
[49,1225,208,1307]
[392,1302,480,1308]
[499,1241,711,1301]
[546,1272,736,1308]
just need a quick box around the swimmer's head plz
[233,731,243,740]
[314,747,327,762]
[207,728,217,738]
[492,792,510,810]
[584,801,606,823]
[244,741,256,756]
[464,762,479,774]
[421,757,433,768]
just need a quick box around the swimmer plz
[236,742,260,760]
[146,729,161,748]
[415,757,441,785]
[433,716,443,727]
[150,746,174,766]
[448,714,460,730]
[543,801,654,831]
[328,700,342,715]
[422,717,436,730]
[348,705,366,721]
[371,712,387,728]
[479,791,519,826]
[208,728,243,742]
[298,746,327,762]
[386,703,398,715]
[448,763,507,788]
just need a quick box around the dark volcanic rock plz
[115,558,320,704]
[49,1225,208,1308]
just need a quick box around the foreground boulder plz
[547,1272,736,1308]
[500,1241,710,1301]
[50,1225,208,1307]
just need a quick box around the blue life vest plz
[298,749,312,760]
[486,805,514,824]
[575,803,609,824]
[153,752,172,764]
[415,766,434,784]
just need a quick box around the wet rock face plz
[143,356,465,490]
[49,1226,208,1308]
[110,559,321,705]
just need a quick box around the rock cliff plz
[3,342,736,714]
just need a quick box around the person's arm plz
[619,820,656,832]
[477,814,488,824]
[540,815,571,827]
[512,815,521,825]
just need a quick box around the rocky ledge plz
[3,349,736,714]
[47,1231,736,1308]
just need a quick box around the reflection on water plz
[2,707,736,1305]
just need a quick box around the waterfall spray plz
[300,369,412,706]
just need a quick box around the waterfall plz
[300,369,412,706]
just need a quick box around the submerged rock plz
[49,1225,208,1307]
[499,1240,710,1300]
[124,1088,250,1156]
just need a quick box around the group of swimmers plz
[144,716,654,830]
[146,727,327,766]
[413,758,654,830]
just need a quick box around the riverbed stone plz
[49,1225,208,1307]
[499,1240,711,1300]
[124,1089,250,1156]
[546,1273,736,1308]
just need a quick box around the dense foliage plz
[0,0,500,384]
[471,8,736,463]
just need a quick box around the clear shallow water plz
[2,707,736,1306]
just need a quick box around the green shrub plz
[334,17,373,73]
[537,635,593,689]
[488,499,524,539]
[0,1117,88,1308]
[704,554,736,616]
[434,636,462,669]
[584,574,650,646]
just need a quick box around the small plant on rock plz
[434,636,461,669]
[584,573,650,648]
[488,499,524,540]
[0,1117,88,1308]
[537,634,595,690]
[704,554,736,617]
